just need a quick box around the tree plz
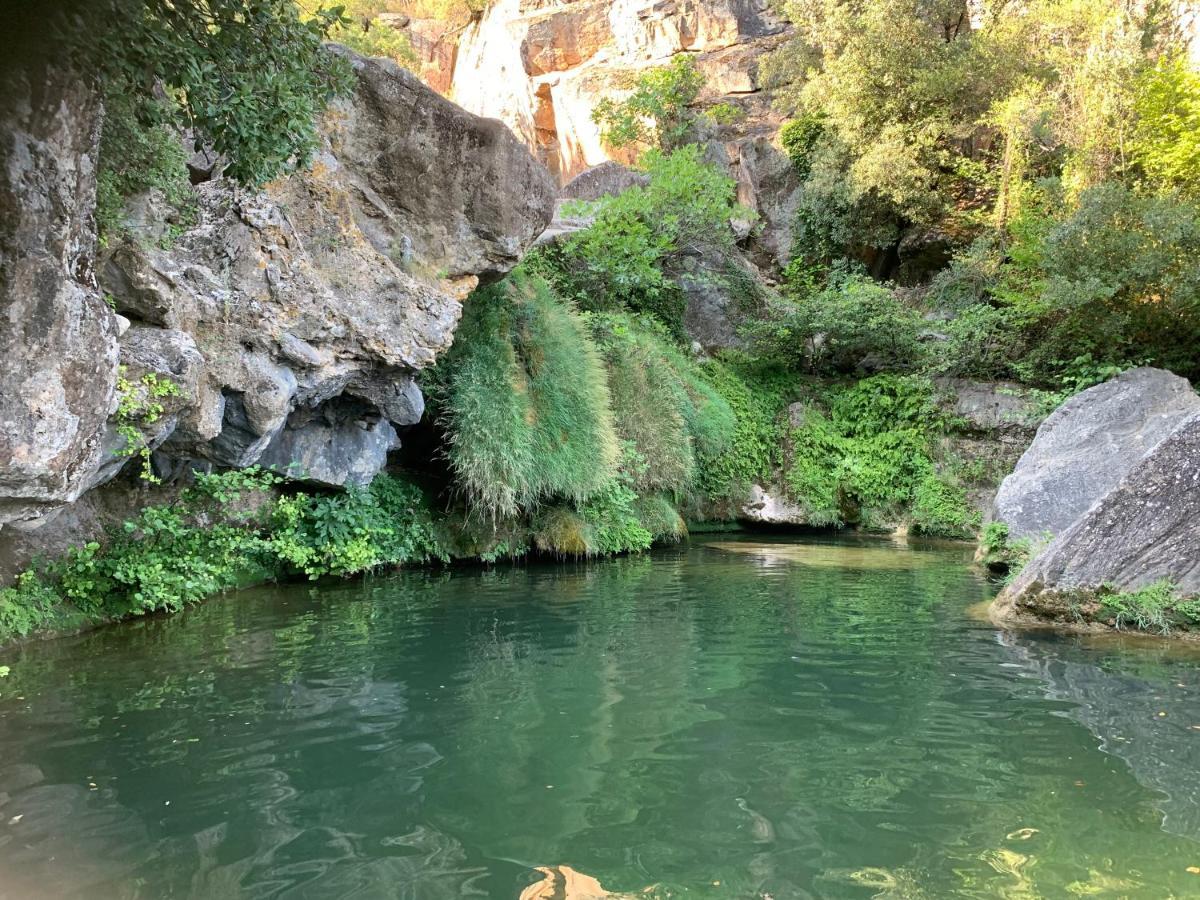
[34,0,355,187]
[592,55,706,153]
[1131,55,1200,194]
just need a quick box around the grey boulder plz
[997,410,1200,620]
[992,368,1200,540]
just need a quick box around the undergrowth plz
[1099,580,1200,635]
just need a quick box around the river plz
[1,535,1198,898]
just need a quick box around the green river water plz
[1,535,1199,899]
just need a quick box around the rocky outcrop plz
[931,378,1042,523]
[0,53,118,526]
[741,482,807,526]
[996,410,1200,628]
[0,47,554,560]
[992,368,1200,540]
[337,49,556,283]
[449,0,798,267]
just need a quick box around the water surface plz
[1,535,1199,898]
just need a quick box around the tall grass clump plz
[439,271,619,518]
[588,313,736,498]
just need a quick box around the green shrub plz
[927,183,1200,386]
[95,0,354,187]
[0,572,65,639]
[580,479,654,555]
[782,375,976,535]
[329,3,419,69]
[633,494,687,542]
[542,145,745,336]
[270,475,446,579]
[0,469,451,641]
[52,468,284,618]
[96,93,196,244]
[1099,580,1200,635]
[780,113,826,179]
[909,475,979,539]
[438,271,619,518]
[696,356,792,503]
[592,54,705,151]
[753,270,924,374]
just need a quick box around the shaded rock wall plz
[0,53,118,526]
[0,46,555,574]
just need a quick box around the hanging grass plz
[588,313,736,498]
[440,271,619,519]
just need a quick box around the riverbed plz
[1,535,1198,898]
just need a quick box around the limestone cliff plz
[0,47,555,569]
[448,0,799,270]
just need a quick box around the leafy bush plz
[580,479,654,555]
[695,356,793,503]
[437,271,619,518]
[592,54,705,152]
[783,376,976,535]
[926,182,1200,386]
[0,469,449,641]
[909,475,978,539]
[780,113,826,179]
[0,572,65,639]
[751,271,924,374]
[53,469,284,619]
[540,145,744,336]
[270,476,446,579]
[93,0,355,187]
[96,92,197,244]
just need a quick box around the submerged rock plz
[992,368,1200,541]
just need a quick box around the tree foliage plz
[48,0,355,188]
[592,55,706,152]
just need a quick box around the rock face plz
[0,54,119,526]
[0,47,554,558]
[741,483,808,526]
[449,0,799,268]
[337,50,557,282]
[997,410,1200,623]
[992,368,1200,540]
[932,378,1043,523]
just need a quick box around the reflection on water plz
[0,535,1198,898]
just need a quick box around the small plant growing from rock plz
[114,367,181,484]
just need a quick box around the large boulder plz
[0,53,119,525]
[996,410,1200,625]
[336,48,557,283]
[992,368,1200,540]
